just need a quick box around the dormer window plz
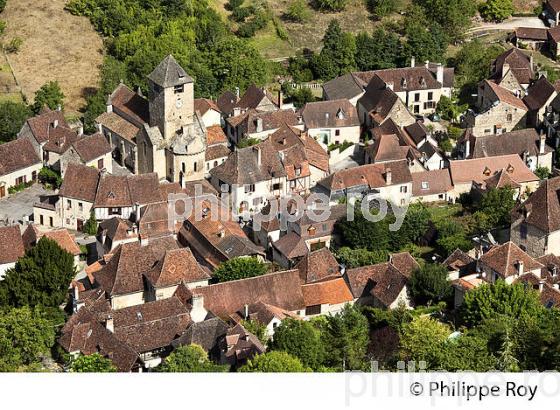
[336,109,345,119]
[108,191,115,199]
[295,167,301,176]
[308,226,316,236]
[483,167,491,176]
[421,181,429,190]
[506,164,515,174]
[401,78,407,88]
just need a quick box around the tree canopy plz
[70,353,117,372]
[157,344,228,372]
[33,81,65,113]
[238,351,309,372]
[213,257,267,283]
[0,101,32,143]
[409,263,452,306]
[0,237,75,309]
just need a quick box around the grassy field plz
[0,0,104,115]
[212,0,385,59]
[0,52,23,103]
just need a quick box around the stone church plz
[135,55,208,186]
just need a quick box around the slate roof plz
[233,84,278,112]
[98,217,135,243]
[72,133,112,162]
[172,317,229,354]
[465,129,553,159]
[217,90,238,115]
[301,99,359,128]
[411,168,453,197]
[0,138,40,176]
[480,241,544,278]
[192,269,306,318]
[42,126,79,155]
[148,55,193,88]
[59,163,100,202]
[323,72,367,101]
[357,76,400,123]
[0,225,25,265]
[523,76,557,111]
[512,176,560,233]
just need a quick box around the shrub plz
[214,257,267,282]
[285,0,311,22]
[314,0,348,12]
[5,36,23,53]
[38,167,62,189]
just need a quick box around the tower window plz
[174,85,184,94]
[194,162,197,172]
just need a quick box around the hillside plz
[1,0,103,115]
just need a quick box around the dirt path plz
[467,17,546,33]
[1,0,104,115]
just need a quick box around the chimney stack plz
[53,119,59,129]
[105,315,114,333]
[436,63,444,84]
[255,117,263,133]
[425,60,430,68]
[78,125,84,136]
[517,260,524,276]
[411,56,415,68]
[540,132,546,155]
[255,146,262,166]
[385,168,392,185]
[190,294,208,323]
[277,89,283,109]
[244,304,249,319]
[386,82,394,91]
[235,87,240,99]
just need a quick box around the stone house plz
[544,0,560,26]
[448,154,540,200]
[96,217,138,257]
[489,48,535,96]
[301,99,360,148]
[511,176,560,257]
[345,252,419,308]
[317,160,413,206]
[523,76,558,128]
[22,224,81,266]
[229,84,280,117]
[411,168,453,203]
[194,98,222,127]
[0,138,41,198]
[458,128,554,171]
[548,26,560,58]
[0,225,25,279]
[229,301,300,339]
[463,80,528,136]
[225,108,302,145]
[511,28,549,50]
[60,132,113,177]
[204,125,230,176]
[478,241,544,284]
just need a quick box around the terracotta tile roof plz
[193,269,306,318]
[358,76,400,122]
[404,121,429,146]
[96,111,140,143]
[138,202,174,239]
[512,176,560,233]
[550,0,560,13]
[42,126,79,155]
[389,252,420,278]
[145,247,210,287]
[94,173,162,208]
[0,225,24,264]
[71,133,112,162]
[234,84,278,112]
[412,169,453,197]
[194,98,221,117]
[222,323,266,364]
[301,277,354,306]
[548,25,560,43]
[227,108,299,134]
[205,144,230,162]
[301,99,359,129]
[372,118,418,148]
[366,133,413,163]
[230,301,300,326]
[93,237,179,296]
[26,109,69,144]
[540,284,560,308]
[375,66,447,92]
[295,247,341,284]
[523,76,557,111]
[345,262,408,307]
[466,128,553,159]
[271,231,308,260]
[515,27,549,41]
[483,80,528,110]
[98,217,135,243]
[478,168,522,190]
[480,241,544,278]
[449,154,538,186]
[320,160,412,192]
[109,84,149,126]
[22,225,80,255]
[268,125,329,172]
[206,124,228,146]
[59,163,100,202]
[444,249,476,274]
[536,254,560,283]
[217,90,238,115]
[0,138,40,176]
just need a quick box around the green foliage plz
[415,0,476,42]
[409,263,452,306]
[434,217,471,257]
[479,0,514,22]
[241,319,269,344]
[83,211,98,235]
[70,353,116,372]
[237,137,261,148]
[355,28,403,71]
[285,0,311,22]
[321,304,369,370]
[287,55,314,83]
[0,237,75,309]
[8,180,34,194]
[327,140,353,153]
[477,187,516,227]
[400,316,450,368]
[535,166,551,180]
[436,95,467,122]
[335,247,389,268]
[0,0,6,13]
[158,344,228,372]
[38,167,62,189]
[214,257,267,283]
[336,207,391,251]
[312,20,356,80]
[368,0,401,17]
[402,6,448,63]
[239,351,309,372]
[0,20,6,36]
[33,81,64,113]
[270,318,325,370]
[315,0,348,12]
[461,281,544,327]
[5,36,23,53]
[0,306,56,372]
[439,333,497,371]
[287,87,315,108]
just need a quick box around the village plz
[3,0,560,375]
